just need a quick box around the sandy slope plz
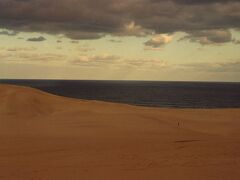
[0,84,240,180]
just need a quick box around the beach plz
[0,84,240,180]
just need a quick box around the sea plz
[0,79,240,108]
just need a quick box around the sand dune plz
[0,84,240,180]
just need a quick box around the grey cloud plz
[65,31,105,40]
[172,0,240,4]
[232,38,240,44]
[145,40,165,48]
[0,30,18,36]
[70,40,79,44]
[128,1,240,33]
[27,36,46,42]
[0,0,240,39]
[179,29,235,45]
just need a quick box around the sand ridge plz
[0,84,240,179]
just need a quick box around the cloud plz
[71,54,167,70]
[114,21,153,37]
[0,30,18,36]
[70,40,79,44]
[0,49,66,63]
[77,47,95,52]
[179,29,237,45]
[232,38,240,44]
[0,46,65,63]
[1,0,240,39]
[173,0,240,5]
[144,47,163,51]
[0,51,11,59]
[124,58,167,69]
[6,47,37,52]
[65,31,105,40]
[109,39,122,43]
[145,34,172,48]
[18,53,66,62]
[176,61,240,72]
[27,36,46,42]
[71,54,120,65]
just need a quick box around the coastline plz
[1,80,240,108]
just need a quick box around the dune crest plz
[0,84,60,116]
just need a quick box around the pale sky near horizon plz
[0,0,240,82]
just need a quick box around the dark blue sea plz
[0,79,240,108]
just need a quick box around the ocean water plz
[1,79,240,108]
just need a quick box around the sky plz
[0,0,240,81]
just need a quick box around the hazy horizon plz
[1,78,240,83]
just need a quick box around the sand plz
[0,84,240,180]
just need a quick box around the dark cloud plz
[27,36,46,42]
[179,29,235,45]
[172,0,240,4]
[64,31,105,40]
[0,0,240,39]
